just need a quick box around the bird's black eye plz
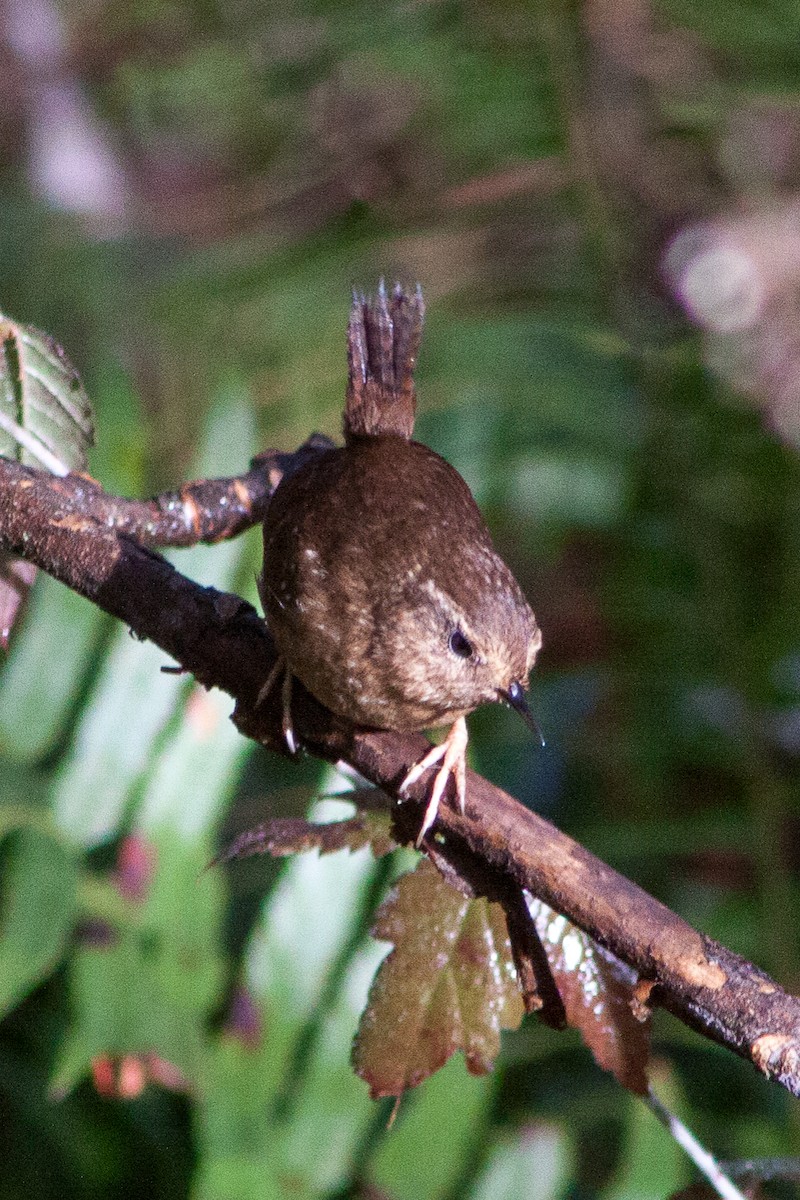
[449,630,473,658]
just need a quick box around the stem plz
[645,1087,749,1200]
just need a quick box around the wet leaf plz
[0,313,94,473]
[528,898,650,1095]
[214,811,395,866]
[353,859,524,1098]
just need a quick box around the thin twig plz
[645,1086,749,1200]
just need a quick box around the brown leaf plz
[213,811,395,866]
[528,898,651,1094]
[0,554,36,649]
[353,859,524,1098]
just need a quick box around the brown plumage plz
[259,282,542,842]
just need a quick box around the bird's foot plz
[399,716,468,847]
[256,657,298,756]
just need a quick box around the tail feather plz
[344,281,425,441]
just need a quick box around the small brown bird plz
[259,282,542,843]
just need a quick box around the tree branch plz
[2,451,800,1099]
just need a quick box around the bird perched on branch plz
[259,282,542,844]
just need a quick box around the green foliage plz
[2,0,800,1196]
[369,1056,494,1200]
[602,1070,690,1200]
[0,313,93,472]
[0,824,78,1017]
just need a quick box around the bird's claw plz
[399,716,468,846]
[256,656,299,756]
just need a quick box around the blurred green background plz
[1,0,800,1196]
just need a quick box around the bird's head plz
[382,548,543,735]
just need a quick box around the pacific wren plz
[259,282,542,843]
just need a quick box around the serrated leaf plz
[353,859,524,1098]
[529,898,651,1095]
[214,811,395,866]
[0,314,94,472]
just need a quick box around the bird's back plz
[262,437,483,724]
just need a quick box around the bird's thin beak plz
[501,681,546,747]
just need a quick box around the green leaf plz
[0,575,103,761]
[193,1159,284,1200]
[353,859,524,1098]
[602,1068,690,1200]
[270,941,387,1193]
[50,378,259,848]
[136,685,250,844]
[50,681,246,1094]
[197,794,381,1196]
[468,1124,573,1200]
[0,316,94,650]
[0,824,78,1016]
[0,313,93,472]
[51,834,224,1098]
[50,634,188,847]
[368,1054,492,1200]
[245,797,379,1035]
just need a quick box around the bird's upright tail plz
[344,281,425,442]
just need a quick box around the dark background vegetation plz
[1,0,800,1196]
